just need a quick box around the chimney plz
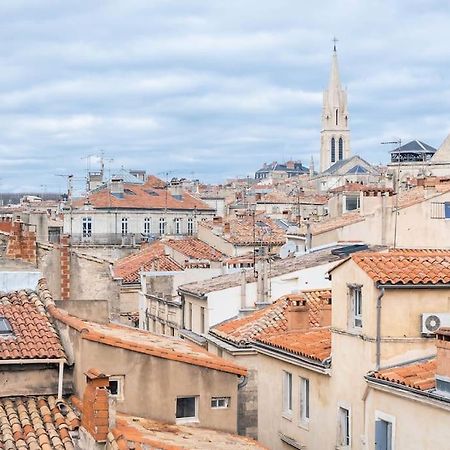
[60,234,71,300]
[318,292,332,327]
[212,216,223,224]
[240,270,247,310]
[436,328,450,397]
[81,369,111,443]
[168,179,183,199]
[286,296,310,331]
[6,219,37,264]
[110,177,124,197]
[286,160,295,170]
[223,221,231,234]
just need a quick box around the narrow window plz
[351,286,362,329]
[174,218,181,235]
[375,419,393,450]
[299,377,310,424]
[331,138,336,163]
[335,108,339,126]
[187,218,194,235]
[107,376,124,401]
[339,137,344,160]
[338,407,351,447]
[200,307,205,334]
[159,218,166,235]
[282,371,293,415]
[82,217,92,237]
[121,218,128,235]
[176,396,198,422]
[211,397,230,409]
[188,302,193,330]
[144,217,151,235]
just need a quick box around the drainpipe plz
[376,287,385,371]
[58,360,64,400]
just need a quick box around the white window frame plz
[299,377,309,428]
[187,218,194,235]
[337,403,351,449]
[159,217,166,235]
[121,217,128,235]
[174,217,181,234]
[144,217,151,235]
[375,410,396,450]
[82,217,92,237]
[282,371,293,418]
[176,396,199,424]
[211,397,230,409]
[349,285,362,329]
[108,375,124,401]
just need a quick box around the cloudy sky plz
[0,0,449,193]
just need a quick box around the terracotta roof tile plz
[113,242,183,283]
[0,396,79,450]
[74,176,213,211]
[165,238,223,262]
[210,289,331,346]
[352,249,450,285]
[256,328,331,362]
[36,282,246,377]
[110,414,268,449]
[0,290,65,360]
[371,358,436,391]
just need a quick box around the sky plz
[0,0,450,193]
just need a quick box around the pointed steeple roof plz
[327,46,343,108]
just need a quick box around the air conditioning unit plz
[421,313,450,335]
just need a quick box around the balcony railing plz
[69,232,192,245]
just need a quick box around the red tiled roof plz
[109,414,268,449]
[256,328,331,362]
[165,238,223,262]
[74,176,213,211]
[330,183,393,194]
[0,396,79,450]
[210,290,331,346]
[311,213,365,236]
[37,279,246,377]
[371,358,436,391]
[0,290,65,360]
[352,249,450,285]
[113,242,183,283]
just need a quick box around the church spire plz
[319,41,351,172]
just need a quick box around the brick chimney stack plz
[436,328,450,396]
[6,219,36,264]
[81,369,111,443]
[286,297,310,331]
[60,234,71,300]
[318,292,332,327]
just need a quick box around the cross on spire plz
[332,36,338,52]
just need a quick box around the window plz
[331,138,336,163]
[159,218,166,235]
[282,371,293,416]
[121,217,128,235]
[108,376,124,401]
[176,396,198,422]
[211,397,230,409]
[187,218,194,235]
[351,286,362,328]
[445,202,450,219]
[337,407,351,448]
[144,217,151,235]
[339,137,344,160]
[345,195,360,212]
[200,307,205,334]
[335,108,339,126]
[0,317,13,335]
[82,217,92,237]
[188,302,193,330]
[299,377,309,425]
[375,419,393,450]
[174,218,181,234]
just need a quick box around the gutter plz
[376,287,385,370]
[0,358,66,400]
[376,282,450,289]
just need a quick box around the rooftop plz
[179,246,345,296]
[256,328,331,363]
[370,358,436,391]
[0,396,79,450]
[0,289,65,360]
[165,237,224,262]
[110,414,267,449]
[113,241,183,284]
[310,213,365,236]
[352,249,450,285]
[210,289,331,347]
[38,280,246,377]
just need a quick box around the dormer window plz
[0,317,13,335]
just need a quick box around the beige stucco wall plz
[68,326,240,433]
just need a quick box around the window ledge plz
[282,413,293,421]
[176,418,199,425]
[298,421,309,431]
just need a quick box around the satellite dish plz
[279,242,296,259]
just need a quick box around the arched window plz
[335,109,338,126]
[339,138,344,160]
[331,138,336,163]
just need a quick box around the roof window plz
[0,317,13,335]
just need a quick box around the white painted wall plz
[0,271,41,291]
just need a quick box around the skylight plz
[0,317,13,335]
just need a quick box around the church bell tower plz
[320,40,351,172]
